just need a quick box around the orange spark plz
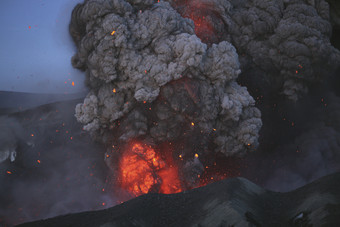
[194,153,199,158]
[31,134,34,137]
[37,160,41,164]
[113,88,116,93]
[6,171,12,174]
[111,31,116,35]
[191,122,195,126]
[72,82,75,86]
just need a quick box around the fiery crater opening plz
[118,142,182,196]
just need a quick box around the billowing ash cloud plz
[169,0,340,100]
[69,0,340,194]
[69,0,262,160]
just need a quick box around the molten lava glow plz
[173,0,223,44]
[119,143,182,196]
[189,12,215,43]
[158,167,182,194]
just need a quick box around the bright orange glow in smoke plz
[173,0,221,44]
[189,12,215,43]
[119,142,182,196]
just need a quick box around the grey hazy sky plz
[0,0,87,94]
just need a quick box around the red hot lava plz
[115,141,240,198]
[118,142,182,196]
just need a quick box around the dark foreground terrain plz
[17,172,340,227]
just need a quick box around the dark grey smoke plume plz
[69,0,340,191]
[70,0,262,161]
[328,0,340,28]
[168,0,340,100]
[241,92,340,192]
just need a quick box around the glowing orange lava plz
[119,143,182,196]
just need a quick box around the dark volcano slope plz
[17,172,340,227]
[0,91,86,113]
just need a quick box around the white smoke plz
[0,117,32,163]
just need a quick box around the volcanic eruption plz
[70,0,262,196]
[69,0,340,198]
[2,1,340,226]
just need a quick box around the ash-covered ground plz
[1,0,340,226]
